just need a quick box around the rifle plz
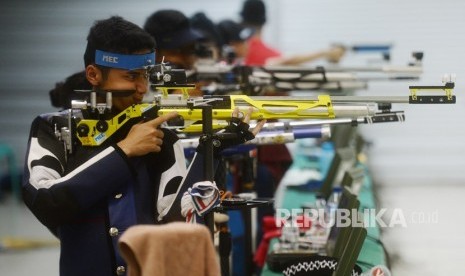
[65,75,454,149]
[343,43,393,62]
[192,52,423,95]
[326,42,394,64]
[54,61,454,155]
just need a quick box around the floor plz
[0,195,60,276]
[377,184,465,276]
[2,163,465,276]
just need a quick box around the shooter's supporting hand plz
[117,112,179,157]
[230,107,266,140]
[326,45,346,63]
[196,107,266,156]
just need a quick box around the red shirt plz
[244,37,281,66]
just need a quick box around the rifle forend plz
[73,94,378,147]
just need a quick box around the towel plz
[118,222,220,276]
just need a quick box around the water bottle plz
[312,193,327,236]
[319,141,335,178]
[325,186,343,228]
[315,193,327,211]
[280,217,300,249]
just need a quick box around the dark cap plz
[240,0,266,26]
[217,20,254,44]
[144,9,204,49]
[190,12,224,48]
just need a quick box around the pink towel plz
[118,222,220,276]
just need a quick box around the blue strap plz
[95,50,155,70]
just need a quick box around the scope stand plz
[200,105,274,276]
[199,105,231,276]
[201,105,215,237]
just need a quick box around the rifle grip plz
[142,105,185,127]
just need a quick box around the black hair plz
[217,19,254,44]
[144,9,206,54]
[83,16,156,67]
[240,0,266,27]
[190,12,224,49]
[49,71,92,109]
[144,10,189,45]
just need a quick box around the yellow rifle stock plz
[74,94,377,147]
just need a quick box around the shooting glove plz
[196,117,256,157]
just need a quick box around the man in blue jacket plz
[22,16,262,276]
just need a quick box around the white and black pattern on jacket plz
[22,112,135,229]
[155,137,188,221]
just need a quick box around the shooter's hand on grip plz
[117,112,179,157]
